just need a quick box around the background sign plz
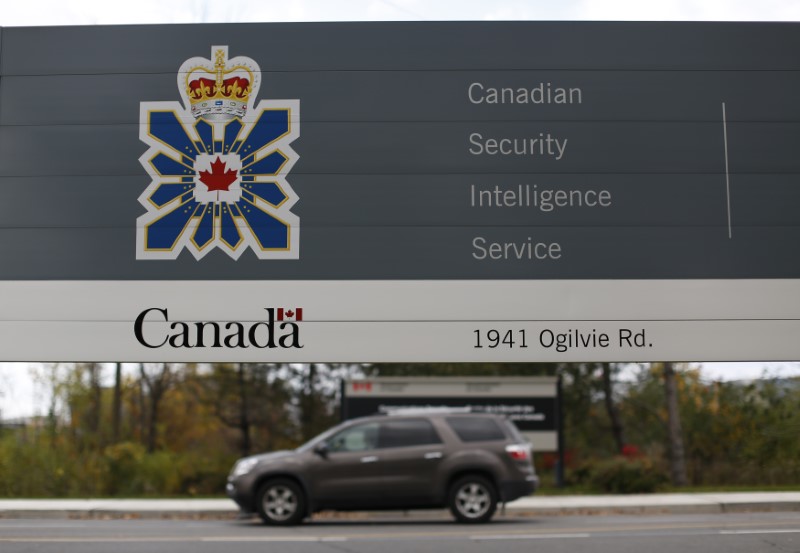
[0,22,799,361]
[341,377,560,452]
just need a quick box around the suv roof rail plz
[380,406,473,416]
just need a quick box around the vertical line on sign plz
[722,102,733,239]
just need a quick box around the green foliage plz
[0,431,106,497]
[103,441,145,494]
[616,366,800,487]
[0,362,360,498]
[101,441,181,496]
[3,362,800,497]
[583,457,668,494]
[0,434,236,498]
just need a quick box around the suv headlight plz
[231,457,258,478]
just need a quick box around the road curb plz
[1,494,799,520]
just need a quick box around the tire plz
[255,478,306,525]
[448,475,498,523]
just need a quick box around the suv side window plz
[328,422,379,452]
[378,418,442,449]
[446,416,507,442]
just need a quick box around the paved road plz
[1,512,798,553]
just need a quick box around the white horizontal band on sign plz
[1,279,800,322]
[523,432,558,452]
[0,320,799,363]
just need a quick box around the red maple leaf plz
[199,157,238,192]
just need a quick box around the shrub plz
[103,442,148,495]
[587,457,668,494]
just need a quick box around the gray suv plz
[226,412,538,525]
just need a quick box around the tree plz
[111,362,122,443]
[293,363,345,442]
[193,363,296,456]
[86,363,102,440]
[662,362,688,487]
[600,362,626,453]
[139,363,174,453]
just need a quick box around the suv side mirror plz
[313,441,329,458]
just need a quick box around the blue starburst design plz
[137,102,300,260]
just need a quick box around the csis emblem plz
[137,46,300,260]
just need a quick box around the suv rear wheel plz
[256,478,306,525]
[448,475,498,523]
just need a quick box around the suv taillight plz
[505,444,531,461]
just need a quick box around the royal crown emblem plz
[137,46,300,260]
[182,47,257,120]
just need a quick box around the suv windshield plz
[295,425,340,453]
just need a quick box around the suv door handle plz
[424,452,443,460]
[360,455,379,463]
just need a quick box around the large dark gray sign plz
[1,22,799,363]
[1,22,799,280]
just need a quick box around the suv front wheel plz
[256,478,306,525]
[448,475,498,523]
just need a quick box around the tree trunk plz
[112,362,122,443]
[600,362,626,453]
[140,363,171,453]
[148,388,160,453]
[138,365,147,443]
[88,363,102,439]
[238,363,251,457]
[663,362,688,487]
[300,363,318,442]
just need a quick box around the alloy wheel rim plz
[264,485,298,521]
[455,482,490,518]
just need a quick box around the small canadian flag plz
[277,308,303,322]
